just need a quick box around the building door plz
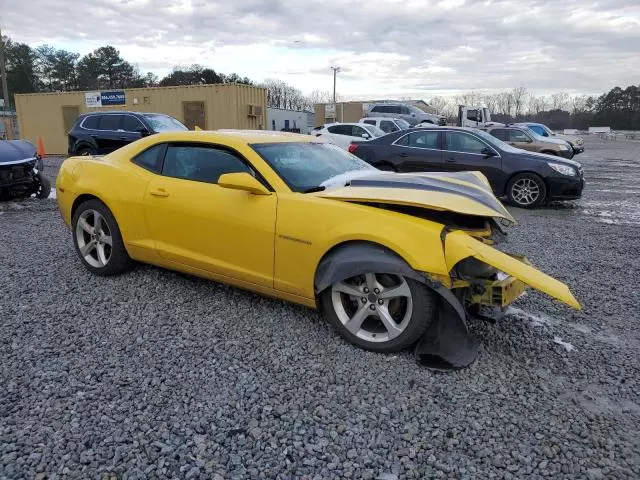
[183,101,206,130]
[62,106,80,134]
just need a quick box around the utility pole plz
[330,66,340,103]
[0,25,9,113]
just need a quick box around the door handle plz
[120,136,127,140]
[397,152,409,158]
[90,134,98,138]
[149,189,169,197]
[446,157,457,163]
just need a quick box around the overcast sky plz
[1,0,638,99]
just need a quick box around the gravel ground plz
[1,138,639,479]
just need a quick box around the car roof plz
[81,111,167,116]
[360,117,402,121]
[167,129,319,144]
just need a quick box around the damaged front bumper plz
[414,231,580,370]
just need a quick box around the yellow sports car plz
[56,130,579,368]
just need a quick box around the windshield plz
[473,129,523,153]
[251,142,376,192]
[395,119,411,129]
[541,124,555,136]
[362,124,386,137]
[143,114,188,132]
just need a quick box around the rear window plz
[81,115,100,129]
[98,115,122,131]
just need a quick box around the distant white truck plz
[457,105,505,128]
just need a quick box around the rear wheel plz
[321,273,436,352]
[506,173,546,208]
[72,199,133,276]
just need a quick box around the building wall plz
[267,108,312,134]
[15,84,267,154]
[314,102,369,125]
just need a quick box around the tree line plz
[429,85,640,131]
[0,35,330,112]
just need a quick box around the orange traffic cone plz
[37,137,46,158]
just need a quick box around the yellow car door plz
[143,143,277,287]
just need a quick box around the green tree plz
[35,45,79,91]
[76,46,143,90]
[159,64,224,86]
[3,37,39,103]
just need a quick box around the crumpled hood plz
[313,170,516,222]
[0,140,37,165]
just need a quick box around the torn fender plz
[445,230,581,309]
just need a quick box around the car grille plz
[0,163,34,186]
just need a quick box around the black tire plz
[34,173,51,199]
[506,172,547,209]
[76,146,96,156]
[320,275,436,353]
[71,199,133,276]
[375,163,396,172]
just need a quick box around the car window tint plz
[509,129,531,142]
[122,115,145,132]
[490,129,509,141]
[530,125,545,136]
[82,115,100,129]
[162,145,251,184]
[400,106,411,114]
[407,131,439,149]
[445,132,486,154]
[466,109,479,121]
[363,119,376,125]
[132,144,165,173]
[98,115,122,130]
[395,134,409,146]
[380,120,397,133]
[328,125,354,136]
[352,125,368,137]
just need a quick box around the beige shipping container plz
[14,83,267,155]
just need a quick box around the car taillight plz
[348,144,359,154]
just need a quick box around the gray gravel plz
[1,138,640,479]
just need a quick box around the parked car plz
[68,111,188,156]
[514,122,585,154]
[359,117,411,134]
[56,130,579,368]
[311,122,385,149]
[366,103,446,126]
[0,140,51,200]
[348,126,584,208]
[484,125,574,159]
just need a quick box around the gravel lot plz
[1,138,639,479]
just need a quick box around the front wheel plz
[72,199,133,276]
[34,173,51,199]
[321,273,436,352]
[506,173,547,208]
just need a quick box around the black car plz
[348,126,584,208]
[0,140,51,200]
[68,111,187,156]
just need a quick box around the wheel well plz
[71,194,102,219]
[313,240,420,296]
[74,142,95,153]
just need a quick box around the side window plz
[363,119,376,125]
[399,106,411,115]
[466,109,479,121]
[162,145,251,184]
[98,114,122,131]
[395,134,409,146]
[352,125,368,138]
[122,115,145,132]
[407,131,439,149]
[328,125,354,136]
[370,106,381,113]
[81,115,100,129]
[445,132,487,154]
[509,129,532,143]
[380,120,397,133]
[530,125,545,136]
[132,144,165,173]
[490,129,509,141]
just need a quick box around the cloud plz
[2,0,639,97]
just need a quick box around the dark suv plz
[68,111,187,156]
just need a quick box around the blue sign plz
[100,91,126,106]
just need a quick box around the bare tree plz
[483,93,500,113]
[570,95,587,114]
[551,92,570,111]
[428,96,448,115]
[511,86,528,117]
[496,91,514,117]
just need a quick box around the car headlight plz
[548,162,576,176]
[558,144,569,151]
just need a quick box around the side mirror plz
[481,147,497,157]
[361,133,370,139]
[218,172,271,195]
[137,127,150,137]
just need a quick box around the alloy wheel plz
[75,209,113,268]
[331,273,413,343]
[511,178,541,206]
